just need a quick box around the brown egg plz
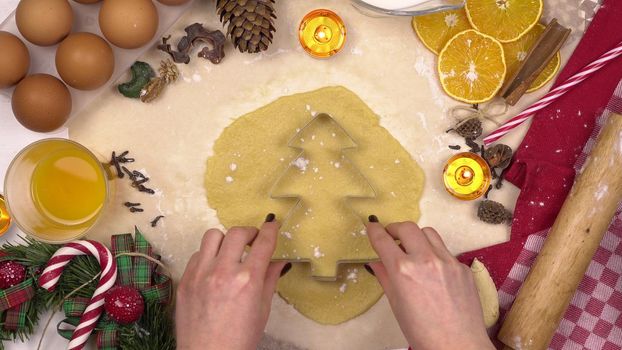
[157,0,190,5]
[0,32,30,88]
[16,0,73,46]
[99,0,159,49]
[12,74,72,132]
[73,0,101,3]
[56,33,114,90]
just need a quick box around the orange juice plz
[31,147,107,227]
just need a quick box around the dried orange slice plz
[465,0,543,43]
[438,29,506,104]
[412,9,472,54]
[503,23,561,93]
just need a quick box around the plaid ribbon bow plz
[0,250,36,332]
[0,277,35,331]
[57,227,172,350]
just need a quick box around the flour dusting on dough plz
[292,157,310,172]
[313,246,325,258]
[347,269,359,283]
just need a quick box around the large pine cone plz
[217,0,276,53]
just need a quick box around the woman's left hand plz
[175,215,288,350]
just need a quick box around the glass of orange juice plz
[4,139,114,243]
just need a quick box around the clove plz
[150,215,165,227]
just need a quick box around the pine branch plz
[1,236,58,267]
[118,301,176,350]
[55,256,100,300]
[0,238,176,349]
[0,237,59,344]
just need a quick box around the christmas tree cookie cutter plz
[269,112,379,281]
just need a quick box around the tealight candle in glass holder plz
[443,152,491,200]
[299,9,347,59]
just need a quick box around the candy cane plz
[39,240,117,350]
[484,40,622,145]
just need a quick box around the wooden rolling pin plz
[498,113,622,350]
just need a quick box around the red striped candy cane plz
[39,240,117,350]
[484,40,622,145]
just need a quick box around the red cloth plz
[458,0,622,287]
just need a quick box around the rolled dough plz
[205,86,424,323]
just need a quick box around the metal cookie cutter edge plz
[268,112,380,281]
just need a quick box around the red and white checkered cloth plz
[495,80,622,350]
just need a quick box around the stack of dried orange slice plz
[412,0,557,104]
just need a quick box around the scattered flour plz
[225,176,234,183]
[444,13,459,27]
[281,231,292,239]
[466,62,478,83]
[516,51,527,61]
[339,283,347,293]
[229,163,237,171]
[313,246,325,258]
[346,269,359,283]
[292,157,310,172]
[414,54,448,108]
[417,112,428,131]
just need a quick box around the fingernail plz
[265,213,276,223]
[364,264,375,276]
[280,263,292,277]
[368,215,379,223]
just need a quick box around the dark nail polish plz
[280,263,292,277]
[368,215,379,223]
[364,264,375,276]
[265,213,276,223]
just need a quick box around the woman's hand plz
[175,214,288,350]
[366,219,494,350]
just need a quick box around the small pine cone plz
[477,200,512,225]
[140,77,166,103]
[159,59,179,84]
[454,118,483,139]
[484,144,513,169]
[217,0,276,53]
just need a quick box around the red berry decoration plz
[0,261,26,289]
[104,286,145,325]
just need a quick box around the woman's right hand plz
[366,219,494,350]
